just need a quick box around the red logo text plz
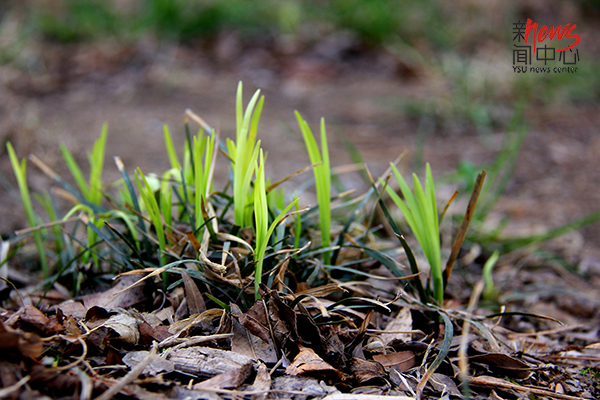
[524,18,580,53]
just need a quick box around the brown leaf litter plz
[0,261,599,399]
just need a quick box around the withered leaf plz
[429,373,461,397]
[81,275,147,310]
[192,364,252,390]
[372,351,415,372]
[264,285,297,343]
[181,270,206,316]
[102,312,140,345]
[251,363,271,400]
[349,357,386,384]
[231,304,277,363]
[29,365,80,397]
[468,353,534,380]
[237,299,271,344]
[0,320,43,359]
[367,307,412,351]
[5,305,53,335]
[55,300,87,320]
[286,345,344,379]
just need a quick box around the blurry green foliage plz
[25,0,451,46]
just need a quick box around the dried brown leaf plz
[469,353,534,380]
[367,307,412,351]
[192,364,252,390]
[251,363,271,400]
[0,320,43,359]
[101,312,140,345]
[5,305,55,335]
[82,275,147,310]
[349,357,386,384]
[231,304,277,363]
[372,351,415,372]
[286,345,344,378]
[122,350,174,376]
[181,270,206,316]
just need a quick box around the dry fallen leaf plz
[192,364,252,390]
[0,320,43,359]
[372,351,415,372]
[231,304,278,363]
[367,306,413,351]
[81,275,148,310]
[349,357,386,384]
[251,362,271,400]
[286,345,344,379]
[468,353,534,380]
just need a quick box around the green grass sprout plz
[7,142,49,276]
[136,169,168,268]
[296,112,332,265]
[253,149,298,298]
[483,250,500,301]
[385,162,442,304]
[227,82,264,228]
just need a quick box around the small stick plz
[443,171,486,287]
[94,342,158,400]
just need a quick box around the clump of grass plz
[7,81,596,316]
[384,163,442,304]
[227,82,263,229]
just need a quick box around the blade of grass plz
[296,112,331,265]
[7,142,48,276]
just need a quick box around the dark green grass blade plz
[85,219,132,269]
[369,176,428,303]
[104,221,144,263]
[331,186,376,265]
[115,157,150,259]
[483,311,564,325]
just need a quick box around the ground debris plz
[167,346,253,376]
[0,260,598,400]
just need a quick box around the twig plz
[94,342,158,400]
[469,375,583,400]
[458,280,485,399]
[0,376,30,398]
[158,332,233,350]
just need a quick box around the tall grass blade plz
[296,112,331,265]
[7,142,49,276]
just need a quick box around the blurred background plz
[0,0,599,261]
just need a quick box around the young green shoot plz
[136,169,168,268]
[296,112,331,265]
[227,81,264,228]
[386,162,442,305]
[483,250,500,301]
[253,149,298,298]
